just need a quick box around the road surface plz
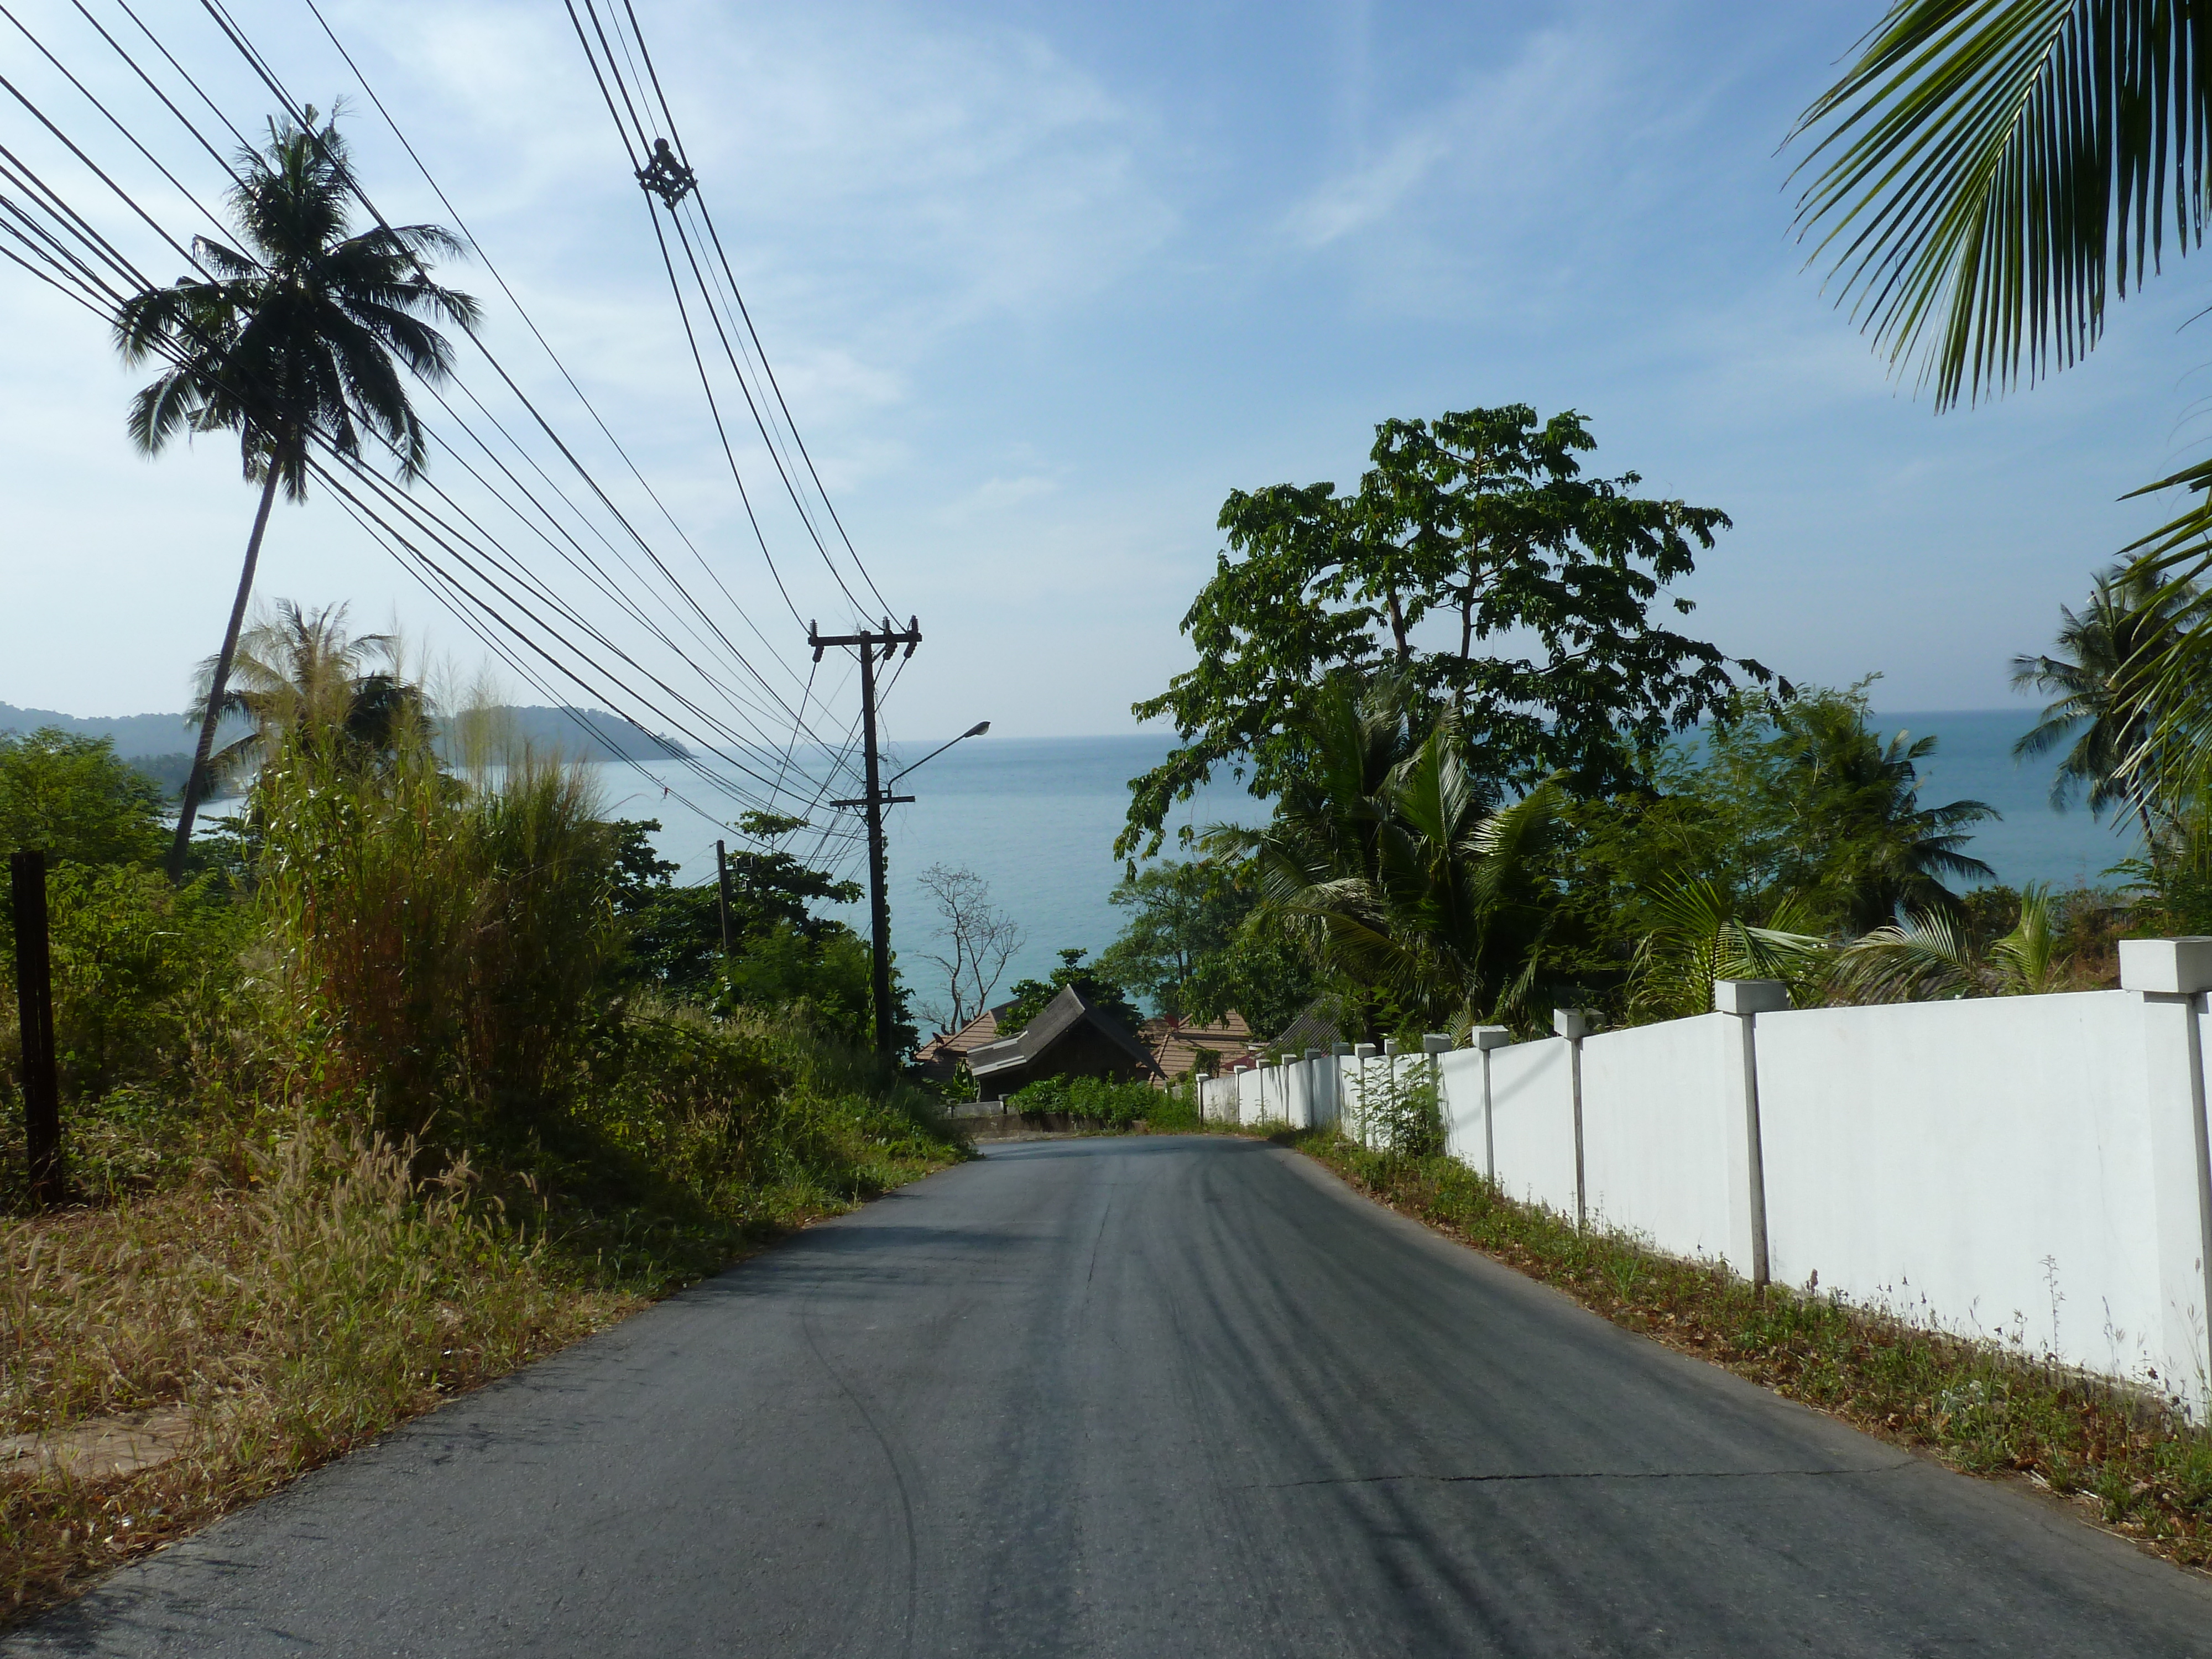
[11,1135,2211,1656]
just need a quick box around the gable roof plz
[966,984,1160,1081]
[1270,995,1349,1056]
[915,1001,1010,1072]
[1139,1011,1255,1084]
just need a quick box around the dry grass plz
[1297,1132,2212,1571]
[0,1107,960,1627]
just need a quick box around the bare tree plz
[916,864,1024,1035]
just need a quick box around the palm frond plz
[1792,1,2212,408]
[1830,909,1986,1001]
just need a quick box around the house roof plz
[1269,995,1349,1056]
[1139,1011,1256,1084]
[914,1002,1010,1073]
[966,984,1160,1081]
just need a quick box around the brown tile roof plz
[1139,1010,1256,1087]
[915,1003,1008,1076]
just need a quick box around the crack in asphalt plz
[1254,1461,1918,1491]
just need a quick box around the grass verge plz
[1295,1130,2212,1569]
[0,1087,964,1627]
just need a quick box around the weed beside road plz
[0,1029,963,1627]
[1298,1132,2212,1570]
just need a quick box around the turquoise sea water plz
[608,709,2135,1004]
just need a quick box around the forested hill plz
[0,702,687,762]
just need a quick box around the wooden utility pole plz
[9,851,63,1206]
[714,839,735,960]
[813,617,921,1058]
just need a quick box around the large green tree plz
[1094,860,1322,1035]
[1095,862,1246,1019]
[612,811,864,1000]
[116,107,476,876]
[0,729,167,867]
[1119,404,1776,859]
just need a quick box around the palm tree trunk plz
[167,468,280,879]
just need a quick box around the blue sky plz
[3,0,2209,752]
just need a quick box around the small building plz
[914,1002,1011,1084]
[963,984,1161,1099]
[1139,1010,1256,1086]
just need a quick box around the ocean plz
[604,709,2136,1005]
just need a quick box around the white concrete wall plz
[1215,977,2212,1407]
[1286,1059,1313,1129]
[1579,1014,1744,1271]
[1199,1076,1237,1122]
[1312,1056,1342,1129]
[1487,1038,1578,1217]
[1755,990,2180,1389]
[1438,1049,1490,1173]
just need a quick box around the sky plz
[3,0,2210,765]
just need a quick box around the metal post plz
[10,851,62,1207]
[714,839,735,961]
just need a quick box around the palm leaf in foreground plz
[1791,1,2212,409]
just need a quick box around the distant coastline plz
[0,701,691,774]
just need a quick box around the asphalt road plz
[13,1135,2212,1657]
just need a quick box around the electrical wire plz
[0,1,884,854]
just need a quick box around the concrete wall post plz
[1553,1009,1595,1228]
[2122,938,2212,1417]
[1714,979,1789,1287]
[1470,1026,1511,1181]
[1353,1042,1379,1146]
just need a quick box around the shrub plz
[251,737,616,1140]
[1006,1073,1195,1130]
[0,729,168,869]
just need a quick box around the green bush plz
[0,728,168,868]
[1006,1072,1196,1131]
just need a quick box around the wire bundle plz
[0,0,907,889]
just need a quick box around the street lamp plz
[830,718,991,1058]
[886,720,991,786]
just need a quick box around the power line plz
[0,2,885,853]
[611,0,894,615]
[566,0,893,621]
[0,48,859,833]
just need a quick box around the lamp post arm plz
[886,721,990,787]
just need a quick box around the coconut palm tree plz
[1628,879,1828,1025]
[1792,4,2212,411]
[2010,565,2193,837]
[1764,694,1996,935]
[190,599,421,790]
[114,105,476,877]
[1206,672,1579,1035]
[1829,885,2067,1003]
[1791,7,2212,796]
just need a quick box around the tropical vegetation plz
[0,619,959,1623]
[116,106,476,875]
[1080,397,2152,1047]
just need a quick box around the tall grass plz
[0,718,967,1624]
[251,734,616,1139]
[0,1116,618,1614]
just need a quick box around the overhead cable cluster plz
[0,0,904,891]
